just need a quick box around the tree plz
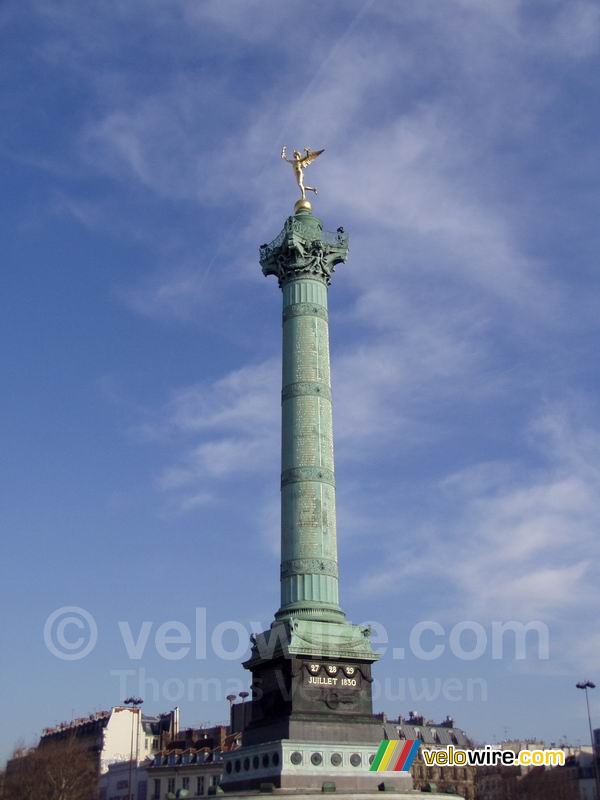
[4,736,98,800]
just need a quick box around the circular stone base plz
[220,741,415,795]
[224,794,458,799]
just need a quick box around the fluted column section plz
[260,208,348,623]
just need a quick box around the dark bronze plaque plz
[303,662,360,689]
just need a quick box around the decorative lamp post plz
[576,681,599,796]
[238,691,249,732]
[124,696,143,800]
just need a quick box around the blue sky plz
[2,0,600,764]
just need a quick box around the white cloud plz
[151,359,279,503]
[356,403,600,672]
[3,0,600,756]
[120,264,220,322]
[179,0,292,44]
[34,0,600,673]
[165,360,279,436]
[80,74,242,203]
[50,0,598,340]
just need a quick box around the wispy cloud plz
[356,402,600,671]
[59,0,600,674]
[4,0,600,759]
[144,359,279,516]
[31,0,593,335]
[119,263,222,322]
[146,296,492,533]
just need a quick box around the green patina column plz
[220,197,387,794]
[260,203,349,625]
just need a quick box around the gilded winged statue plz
[281,146,325,200]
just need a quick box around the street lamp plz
[226,695,237,742]
[124,697,144,800]
[576,681,599,796]
[239,691,249,733]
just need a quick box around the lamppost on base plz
[124,696,143,800]
[576,681,599,798]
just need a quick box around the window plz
[168,778,175,793]
[182,777,190,790]
[137,781,147,800]
[211,776,218,787]
[153,779,160,800]
[197,776,205,796]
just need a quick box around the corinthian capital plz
[260,212,348,287]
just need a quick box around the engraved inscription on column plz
[319,399,334,469]
[296,396,318,465]
[282,397,334,472]
[281,481,338,562]
[294,317,319,383]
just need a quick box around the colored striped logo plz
[370,740,421,772]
